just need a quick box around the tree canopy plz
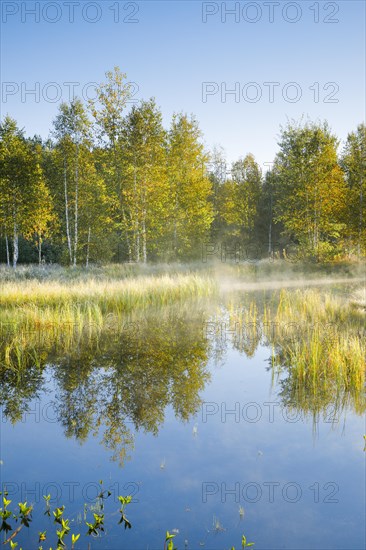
[0,70,364,266]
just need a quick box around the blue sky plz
[1,0,365,167]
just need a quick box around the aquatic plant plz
[212,515,225,532]
[164,531,177,550]
[0,481,132,549]
[227,287,366,421]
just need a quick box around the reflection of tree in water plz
[0,307,213,465]
[0,363,45,424]
[1,290,364,458]
[52,314,213,464]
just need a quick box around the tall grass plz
[1,264,364,419]
[0,273,217,311]
[0,270,218,371]
[225,287,366,418]
[0,262,215,283]
[0,272,218,371]
[270,289,365,414]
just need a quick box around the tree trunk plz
[64,159,72,265]
[142,213,147,264]
[114,142,132,262]
[5,234,10,267]
[173,191,178,259]
[121,207,132,262]
[268,184,272,257]
[135,231,140,263]
[38,234,42,265]
[358,179,363,258]
[73,144,79,267]
[313,181,319,261]
[133,160,140,262]
[141,181,147,263]
[86,226,91,268]
[13,222,18,269]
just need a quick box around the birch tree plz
[120,99,168,262]
[89,67,133,260]
[273,121,347,260]
[53,99,91,266]
[167,113,213,260]
[0,117,51,267]
[341,123,366,257]
[217,154,261,251]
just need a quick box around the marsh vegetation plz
[0,261,365,548]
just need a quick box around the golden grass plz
[0,273,218,368]
[1,269,364,420]
[0,273,217,311]
[225,287,366,417]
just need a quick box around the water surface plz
[1,285,365,549]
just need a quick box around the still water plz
[1,287,365,549]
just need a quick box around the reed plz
[226,287,366,417]
[0,273,217,311]
[0,271,217,371]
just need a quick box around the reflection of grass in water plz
[0,296,215,371]
[212,515,225,533]
[1,272,364,422]
[228,287,366,418]
[0,273,217,370]
[272,289,365,399]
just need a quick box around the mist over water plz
[218,275,365,292]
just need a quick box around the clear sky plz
[1,0,365,168]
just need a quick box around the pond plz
[1,282,365,549]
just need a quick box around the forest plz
[0,67,365,267]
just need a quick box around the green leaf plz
[71,533,80,543]
[3,497,11,508]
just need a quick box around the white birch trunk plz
[64,159,72,265]
[38,234,42,265]
[86,226,91,268]
[13,221,18,269]
[5,234,10,267]
[142,213,147,264]
[358,180,363,257]
[73,144,79,267]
